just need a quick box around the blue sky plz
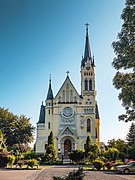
[0,0,130,144]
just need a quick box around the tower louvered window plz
[85,79,88,90]
[89,80,92,90]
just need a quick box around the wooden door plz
[64,139,71,156]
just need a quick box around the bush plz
[93,160,104,170]
[23,150,38,160]
[53,168,85,180]
[0,152,9,167]
[17,160,25,168]
[69,149,84,163]
[114,160,124,166]
[8,155,15,167]
[105,162,114,170]
[27,159,38,168]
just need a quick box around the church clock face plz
[63,107,73,117]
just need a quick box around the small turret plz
[37,101,45,124]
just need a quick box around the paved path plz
[1,166,135,180]
[35,166,135,180]
[0,169,40,180]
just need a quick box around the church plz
[35,25,100,156]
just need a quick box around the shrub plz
[93,160,104,170]
[104,148,119,161]
[27,159,38,168]
[0,152,9,167]
[114,160,124,166]
[105,162,114,170]
[17,160,25,168]
[69,149,84,163]
[53,168,85,180]
[8,155,15,167]
[23,150,38,160]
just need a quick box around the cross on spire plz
[66,71,70,77]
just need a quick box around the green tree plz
[107,139,116,148]
[126,122,135,145]
[0,107,35,150]
[48,131,54,146]
[0,130,6,151]
[112,0,135,122]
[85,134,92,153]
[128,145,135,159]
[46,131,56,161]
[107,138,128,161]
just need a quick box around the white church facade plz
[35,25,100,156]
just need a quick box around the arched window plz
[85,79,88,90]
[87,119,91,132]
[89,80,92,90]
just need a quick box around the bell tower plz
[81,24,95,98]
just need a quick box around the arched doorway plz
[64,139,71,156]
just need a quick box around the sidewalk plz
[0,169,41,180]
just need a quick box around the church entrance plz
[64,139,71,156]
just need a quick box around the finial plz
[49,74,51,82]
[66,71,70,77]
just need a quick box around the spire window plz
[89,80,92,90]
[87,119,91,132]
[85,79,88,90]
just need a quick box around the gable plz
[62,127,74,135]
[55,76,80,103]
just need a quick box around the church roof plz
[37,102,45,123]
[46,78,54,100]
[55,74,80,100]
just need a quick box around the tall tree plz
[126,122,135,145]
[0,107,35,150]
[47,131,54,146]
[112,0,135,122]
[46,131,56,160]
[85,134,92,154]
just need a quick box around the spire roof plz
[84,23,91,59]
[46,76,54,100]
[81,24,92,67]
[37,101,45,123]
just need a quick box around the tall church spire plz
[81,24,92,66]
[46,75,54,100]
[84,23,91,59]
